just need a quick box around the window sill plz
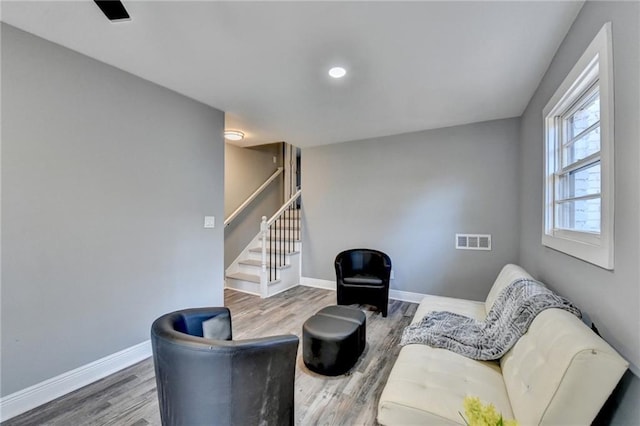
[542,232,613,270]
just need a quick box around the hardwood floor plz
[3,286,417,426]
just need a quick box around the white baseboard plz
[224,285,261,297]
[300,277,425,304]
[268,282,300,297]
[389,289,426,304]
[300,276,335,290]
[0,340,152,422]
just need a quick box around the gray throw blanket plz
[399,278,581,360]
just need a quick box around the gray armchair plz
[151,307,299,426]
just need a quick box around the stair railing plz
[224,167,284,227]
[259,189,302,297]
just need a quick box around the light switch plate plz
[204,216,215,228]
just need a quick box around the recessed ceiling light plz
[328,66,347,79]
[224,130,245,141]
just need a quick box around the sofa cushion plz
[412,294,486,325]
[342,275,384,286]
[501,308,628,425]
[378,294,505,425]
[378,345,513,425]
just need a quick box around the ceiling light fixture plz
[224,130,245,141]
[328,66,347,79]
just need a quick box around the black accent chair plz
[151,307,299,426]
[335,249,392,317]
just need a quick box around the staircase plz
[225,195,301,297]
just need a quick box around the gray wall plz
[517,2,639,423]
[1,24,225,396]
[224,143,283,269]
[302,118,521,300]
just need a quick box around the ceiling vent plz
[94,1,131,22]
[456,234,491,251]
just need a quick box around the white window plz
[543,23,614,270]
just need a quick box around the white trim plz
[299,277,426,304]
[0,340,152,422]
[389,289,427,304]
[300,276,335,290]
[224,284,262,297]
[284,143,298,200]
[267,282,300,297]
[542,22,614,270]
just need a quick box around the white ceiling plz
[1,1,583,148]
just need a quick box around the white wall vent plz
[456,234,492,250]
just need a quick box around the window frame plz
[542,22,614,270]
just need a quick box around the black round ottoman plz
[302,305,366,376]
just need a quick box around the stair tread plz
[249,247,300,254]
[238,259,291,269]
[226,272,281,285]
[226,272,260,283]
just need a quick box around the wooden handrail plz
[267,190,302,225]
[224,167,283,227]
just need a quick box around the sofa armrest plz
[484,264,533,315]
[501,309,628,425]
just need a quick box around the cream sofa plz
[378,264,628,425]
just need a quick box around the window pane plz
[568,90,600,139]
[555,197,601,233]
[563,126,600,166]
[558,162,601,199]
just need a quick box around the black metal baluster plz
[297,200,300,242]
[279,215,283,267]
[288,204,292,255]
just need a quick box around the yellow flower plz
[461,396,518,426]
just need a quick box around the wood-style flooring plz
[3,286,417,426]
